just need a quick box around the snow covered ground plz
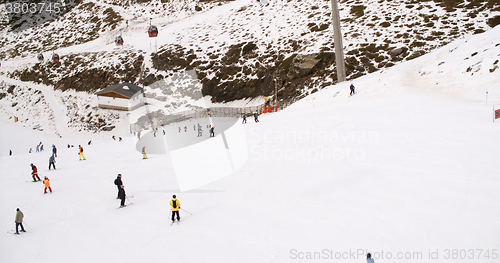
[1,25,500,263]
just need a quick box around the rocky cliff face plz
[2,0,500,106]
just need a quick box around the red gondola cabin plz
[52,54,60,62]
[148,26,158,37]
[115,36,124,46]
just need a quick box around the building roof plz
[96,83,143,99]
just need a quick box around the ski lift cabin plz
[115,35,124,46]
[52,53,60,62]
[148,25,158,37]
[37,53,44,61]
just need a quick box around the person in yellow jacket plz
[78,145,86,160]
[43,176,52,194]
[170,195,181,222]
[142,146,147,159]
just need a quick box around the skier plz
[193,125,196,131]
[52,144,57,157]
[142,146,147,159]
[114,174,123,199]
[367,253,374,263]
[209,127,215,137]
[43,176,52,194]
[170,195,181,223]
[254,111,259,123]
[350,83,355,96]
[184,126,187,132]
[48,155,56,170]
[9,150,12,156]
[36,144,40,152]
[112,135,116,140]
[78,145,86,160]
[118,185,126,207]
[178,127,181,133]
[119,137,122,141]
[88,140,92,145]
[29,148,32,153]
[242,115,247,124]
[197,126,203,137]
[40,143,44,151]
[30,163,41,182]
[14,208,26,235]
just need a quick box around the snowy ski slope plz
[1,23,499,263]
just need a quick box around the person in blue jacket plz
[367,253,374,263]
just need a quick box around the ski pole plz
[23,221,32,230]
[126,197,133,205]
[180,208,192,215]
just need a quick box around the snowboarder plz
[350,83,355,96]
[242,115,247,124]
[52,144,57,157]
[170,195,181,223]
[14,208,26,235]
[78,145,86,160]
[48,155,56,170]
[209,127,215,137]
[367,253,374,263]
[43,176,52,194]
[114,174,123,199]
[142,146,147,159]
[254,112,259,123]
[118,185,126,207]
[30,163,40,182]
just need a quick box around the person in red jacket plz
[43,176,52,194]
[30,163,41,182]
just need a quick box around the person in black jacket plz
[114,174,123,199]
[118,185,126,207]
[350,84,355,96]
